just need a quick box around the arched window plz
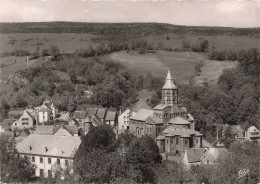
[167,98,171,104]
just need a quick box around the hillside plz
[103,51,238,85]
[0,22,260,55]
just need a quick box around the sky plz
[0,0,259,28]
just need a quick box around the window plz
[122,125,124,129]
[32,156,35,163]
[57,159,60,165]
[184,139,188,146]
[196,138,199,144]
[176,136,179,145]
[40,169,44,177]
[48,158,51,164]
[22,118,28,121]
[170,138,173,144]
[48,170,52,178]
[207,160,209,164]
[40,157,43,163]
[65,160,69,166]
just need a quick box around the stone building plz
[129,70,203,155]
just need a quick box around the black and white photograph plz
[0,0,259,183]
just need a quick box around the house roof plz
[39,107,50,113]
[16,134,81,158]
[86,108,97,116]
[145,116,163,125]
[96,108,107,119]
[24,110,35,121]
[163,127,202,137]
[187,113,194,121]
[130,109,153,122]
[74,111,87,119]
[64,125,79,135]
[105,111,117,121]
[153,103,168,110]
[162,70,177,89]
[202,148,228,163]
[33,125,55,135]
[0,131,14,138]
[186,148,205,163]
[131,99,152,113]
[156,135,165,140]
[20,129,31,136]
[8,109,24,119]
[2,119,15,125]
[168,117,191,125]
[91,114,102,127]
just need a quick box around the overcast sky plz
[0,0,259,28]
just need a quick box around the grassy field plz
[0,33,98,54]
[152,34,260,51]
[1,32,260,56]
[194,60,238,84]
[104,51,237,85]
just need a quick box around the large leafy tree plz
[0,135,35,182]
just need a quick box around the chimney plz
[45,147,48,152]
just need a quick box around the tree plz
[210,141,260,184]
[49,45,60,57]
[41,48,49,56]
[157,161,193,184]
[0,135,35,182]
[126,136,161,182]
[68,69,77,84]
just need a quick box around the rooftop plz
[17,134,81,158]
[186,148,205,163]
[153,103,168,110]
[105,111,117,121]
[163,127,202,137]
[162,70,177,90]
[33,125,55,135]
[131,99,152,113]
[168,117,191,125]
[130,109,153,122]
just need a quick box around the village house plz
[200,147,228,164]
[182,148,205,169]
[118,99,152,133]
[222,124,244,141]
[37,100,58,124]
[11,110,36,130]
[118,109,130,132]
[129,70,203,156]
[16,134,81,178]
[244,126,260,141]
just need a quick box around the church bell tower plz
[162,70,178,106]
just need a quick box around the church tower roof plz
[162,70,177,89]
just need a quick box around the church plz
[129,70,203,156]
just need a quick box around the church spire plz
[162,70,177,89]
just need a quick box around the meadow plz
[104,51,237,85]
